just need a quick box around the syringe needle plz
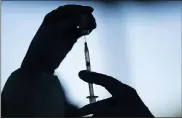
[84,35,87,43]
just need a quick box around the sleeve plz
[1,69,66,117]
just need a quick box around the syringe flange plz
[86,96,98,99]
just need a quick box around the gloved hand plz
[78,70,154,117]
[21,5,96,74]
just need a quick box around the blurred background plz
[1,0,181,117]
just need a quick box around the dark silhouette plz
[1,5,154,118]
[77,70,154,117]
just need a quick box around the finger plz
[77,98,114,117]
[58,4,94,14]
[78,13,97,32]
[53,15,96,41]
[44,5,96,38]
[79,70,131,96]
[55,14,96,41]
[45,5,94,22]
[60,5,96,32]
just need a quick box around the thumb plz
[77,98,113,117]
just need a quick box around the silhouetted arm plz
[1,5,96,118]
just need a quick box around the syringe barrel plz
[84,42,91,71]
[84,42,98,103]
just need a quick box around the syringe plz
[83,36,98,104]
